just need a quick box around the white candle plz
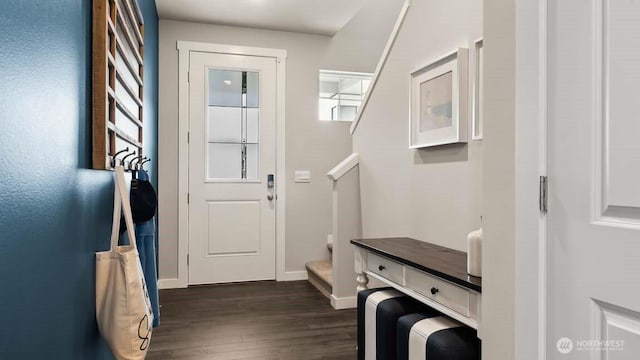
[467,228,482,277]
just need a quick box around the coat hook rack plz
[136,157,149,170]
[139,158,151,169]
[129,155,144,171]
[120,151,137,166]
[110,147,130,168]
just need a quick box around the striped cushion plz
[397,314,481,360]
[357,288,426,360]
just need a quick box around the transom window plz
[319,70,373,122]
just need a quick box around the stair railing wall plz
[327,153,361,309]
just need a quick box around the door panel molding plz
[205,200,261,256]
[592,299,640,359]
[174,41,287,288]
[593,0,640,229]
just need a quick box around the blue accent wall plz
[0,0,158,358]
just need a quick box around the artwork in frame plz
[472,39,483,140]
[410,48,468,148]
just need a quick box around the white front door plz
[188,51,277,284]
[547,0,640,358]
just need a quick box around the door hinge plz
[187,254,189,266]
[187,193,190,204]
[187,71,190,82]
[539,176,548,214]
[187,131,190,144]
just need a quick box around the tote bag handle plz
[109,165,138,251]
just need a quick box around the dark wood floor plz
[148,281,357,360]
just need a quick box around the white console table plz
[351,237,482,330]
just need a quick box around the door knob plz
[430,287,439,295]
[378,265,385,271]
[267,194,274,201]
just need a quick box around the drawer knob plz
[430,287,439,295]
[378,265,386,271]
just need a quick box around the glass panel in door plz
[206,69,260,180]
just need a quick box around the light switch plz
[294,170,311,183]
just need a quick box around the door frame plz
[175,41,287,287]
[513,1,548,359]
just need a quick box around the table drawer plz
[405,267,470,316]
[367,253,404,285]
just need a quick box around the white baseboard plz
[278,270,308,281]
[158,278,187,289]
[331,295,357,310]
[159,271,307,289]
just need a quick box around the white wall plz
[351,2,523,358]
[157,5,401,279]
[353,0,483,252]
[321,0,405,72]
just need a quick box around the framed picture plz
[472,39,483,140]
[410,48,468,148]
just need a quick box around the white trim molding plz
[177,41,288,59]
[327,153,359,181]
[513,0,548,359]
[278,271,308,282]
[330,295,357,310]
[176,41,288,287]
[536,1,548,357]
[350,0,411,135]
[158,278,186,290]
[471,38,484,141]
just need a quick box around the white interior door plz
[547,0,640,358]
[188,51,277,285]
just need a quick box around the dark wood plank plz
[351,237,482,292]
[92,0,109,169]
[148,281,356,360]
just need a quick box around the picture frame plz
[410,48,468,148]
[472,39,483,140]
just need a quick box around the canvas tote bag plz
[96,165,153,359]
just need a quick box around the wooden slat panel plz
[120,0,144,45]
[128,0,144,26]
[114,96,143,127]
[108,95,116,124]
[108,49,142,87]
[94,0,144,170]
[114,2,142,65]
[116,70,142,106]
[107,55,116,91]
[107,87,116,101]
[108,17,140,79]
[108,122,143,148]
[115,108,142,141]
[92,0,109,170]
[108,130,116,158]
[115,42,143,85]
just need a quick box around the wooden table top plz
[351,237,482,292]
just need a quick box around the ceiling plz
[155,0,367,36]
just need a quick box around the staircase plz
[306,152,360,309]
[305,241,333,299]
